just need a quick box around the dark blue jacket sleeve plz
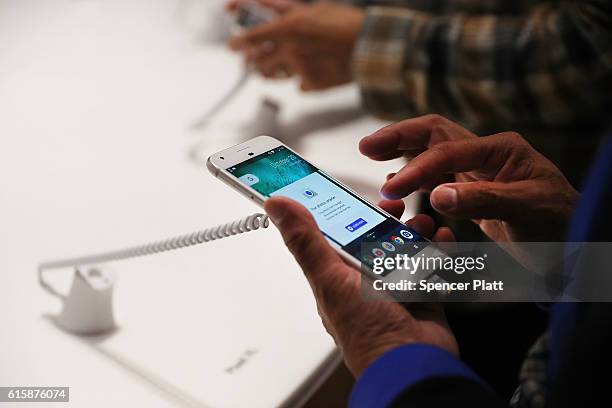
[350,344,500,408]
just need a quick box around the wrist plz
[344,332,421,377]
[346,344,408,377]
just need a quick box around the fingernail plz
[379,187,400,200]
[431,186,457,212]
[265,202,286,225]
[358,136,372,154]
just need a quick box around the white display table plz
[0,1,413,406]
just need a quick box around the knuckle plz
[430,124,454,144]
[424,114,447,126]
[428,142,452,159]
[499,131,537,167]
[500,131,525,145]
[484,186,504,207]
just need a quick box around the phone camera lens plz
[220,156,225,160]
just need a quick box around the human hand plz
[264,195,458,377]
[359,115,579,245]
[229,2,364,90]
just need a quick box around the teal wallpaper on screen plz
[228,148,316,196]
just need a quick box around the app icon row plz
[361,229,416,265]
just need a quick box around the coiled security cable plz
[38,213,270,299]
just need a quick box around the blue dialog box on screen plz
[345,218,367,232]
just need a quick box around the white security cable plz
[38,213,270,299]
[191,68,252,129]
[191,3,278,129]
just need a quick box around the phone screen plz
[226,146,429,267]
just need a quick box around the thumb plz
[265,196,345,283]
[430,181,530,221]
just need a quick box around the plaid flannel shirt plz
[343,0,612,131]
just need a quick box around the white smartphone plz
[207,136,443,280]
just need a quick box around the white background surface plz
[0,1,413,406]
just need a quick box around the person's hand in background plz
[229,2,364,91]
[264,196,457,377]
[360,115,579,245]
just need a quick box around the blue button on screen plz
[345,218,367,232]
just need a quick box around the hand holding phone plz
[266,194,459,377]
[207,136,439,278]
[207,135,459,376]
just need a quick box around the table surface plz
[0,1,414,407]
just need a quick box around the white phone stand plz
[56,266,116,335]
[39,213,270,336]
